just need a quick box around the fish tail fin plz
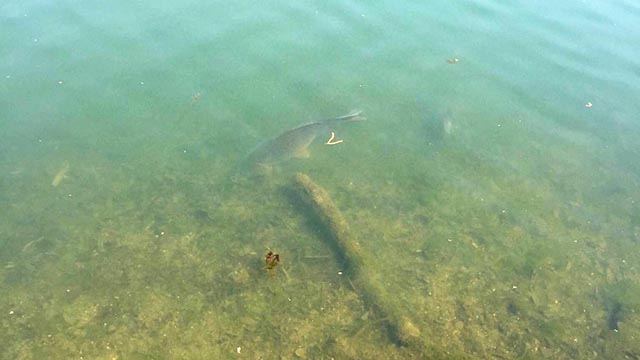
[335,109,366,122]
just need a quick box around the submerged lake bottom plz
[1,129,639,359]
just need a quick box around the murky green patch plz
[3,139,638,358]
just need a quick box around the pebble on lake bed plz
[294,347,307,358]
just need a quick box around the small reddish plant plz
[265,251,280,273]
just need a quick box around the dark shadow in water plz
[607,301,622,331]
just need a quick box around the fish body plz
[237,111,364,173]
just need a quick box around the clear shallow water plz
[1,0,640,358]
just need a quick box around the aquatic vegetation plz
[62,295,99,331]
[265,250,280,272]
[601,279,640,331]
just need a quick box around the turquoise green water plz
[2,0,640,358]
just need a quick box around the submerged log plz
[292,173,423,348]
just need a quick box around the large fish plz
[237,110,365,173]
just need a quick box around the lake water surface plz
[2,0,640,358]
